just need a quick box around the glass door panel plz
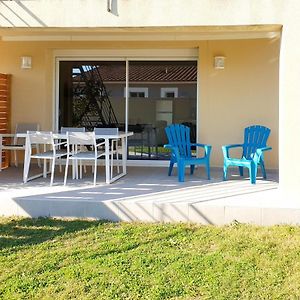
[127,60,197,160]
[59,61,126,131]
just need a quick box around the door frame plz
[54,49,199,165]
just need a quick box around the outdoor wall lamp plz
[214,56,225,69]
[21,56,32,69]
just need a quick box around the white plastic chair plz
[23,131,67,186]
[94,127,120,179]
[59,127,86,174]
[64,132,105,186]
[0,123,40,169]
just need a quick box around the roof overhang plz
[0,25,282,41]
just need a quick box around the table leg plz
[122,137,126,174]
[23,137,30,183]
[105,139,110,184]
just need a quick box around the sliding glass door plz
[58,59,197,161]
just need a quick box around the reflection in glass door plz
[58,60,197,161]
[59,61,126,131]
[127,61,197,160]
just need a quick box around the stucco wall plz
[0,38,279,169]
[199,38,279,168]
[0,0,289,27]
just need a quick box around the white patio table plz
[0,131,133,184]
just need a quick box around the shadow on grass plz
[0,217,108,251]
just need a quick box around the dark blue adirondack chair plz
[222,125,272,184]
[164,124,212,182]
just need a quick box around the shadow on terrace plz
[0,166,279,223]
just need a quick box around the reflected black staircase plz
[73,65,118,130]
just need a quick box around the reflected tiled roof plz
[95,63,197,82]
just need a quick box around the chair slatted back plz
[243,125,271,159]
[94,127,119,135]
[16,123,39,134]
[14,123,40,145]
[60,127,85,134]
[67,132,96,146]
[27,131,53,145]
[165,124,192,158]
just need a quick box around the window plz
[125,87,149,98]
[161,87,178,98]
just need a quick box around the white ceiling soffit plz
[0,26,282,42]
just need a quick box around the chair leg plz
[75,159,79,180]
[14,150,18,167]
[23,157,31,183]
[206,161,211,180]
[223,164,227,181]
[178,162,185,182]
[111,145,114,180]
[260,160,267,179]
[50,158,55,186]
[36,145,41,168]
[64,157,69,185]
[93,159,97,186]
[239,166,244,177]
[168,162,174,176]
[79,160,83,179]
[190,165,195,175]
[43,159,47,178]
[249,162,257,184]
[116,142,120,173]
[59,158,62,173]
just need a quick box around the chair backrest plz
[94,127,119,135]
[60,127,85,134]
[67,132,96,146]
[165,124,192,158]
[16,123,39,134]
[14,123,40,145]
[27,131,53,145]
[243,125,271,159]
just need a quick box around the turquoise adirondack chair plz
[222,125,272,184]
[164,124,212,182]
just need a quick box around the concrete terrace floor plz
[0,164,298,225]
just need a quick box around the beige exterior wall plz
[2,0,300,193]
[0,38,279,169]
[0,1,289,28]
[199,38,279,168]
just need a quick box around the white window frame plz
[160,87,178,98]
[124,87,149,98]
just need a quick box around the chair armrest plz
[54,141,67,147]
[164,144,180,159]
[95,141,106,148]
[191,143,212,157]
[191,143,210,148]
[222,144,243,158]
[253,146,272,163]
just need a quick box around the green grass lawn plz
[1,217,300,300]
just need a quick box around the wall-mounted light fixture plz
[21,56,32,69]
[214,56,225,70]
